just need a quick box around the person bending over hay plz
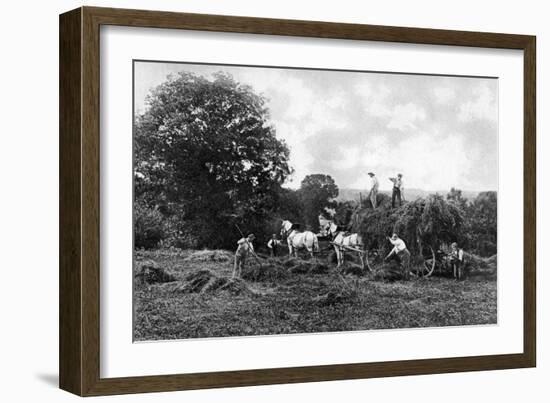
[385,233,411,280]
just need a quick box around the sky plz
[134,61,498,192]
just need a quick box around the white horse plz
[325,222,367,269]
[280,220,319,258]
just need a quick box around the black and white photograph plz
[133,61,498,341]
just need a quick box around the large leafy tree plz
[135,72,292,248]
[298,174,338,230]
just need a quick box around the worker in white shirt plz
[233,233,255,279]
[385,233,411,280]
[367,172,379,208]
[449,242,465,280]
[267,234,281,257]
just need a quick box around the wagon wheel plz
[415,246,436,277]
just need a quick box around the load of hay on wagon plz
[350,194,495,278]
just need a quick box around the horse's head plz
[280,220,292,238]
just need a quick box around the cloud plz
[433,86,456,104]
[135,62,498,191]
[387,103,427,131]
[389,132,474,191]
[332,146,361,171]
[458,83,497,123]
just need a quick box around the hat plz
[247,234,255,239]
[367,172,375,176]
[397,173,403,177]
[391,233,399,240]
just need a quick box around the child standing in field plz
[233,233,255,279]
[449,242,465,280]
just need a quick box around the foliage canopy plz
[134,72,292,248]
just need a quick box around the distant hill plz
[336,188,486,202]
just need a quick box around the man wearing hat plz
[385,233,411,280]
[367,172,379,208]
[233,233,255,279]
[389,173,404,208]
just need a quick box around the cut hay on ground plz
[242,261,289,282]
[241,257,330,280]
[340,262,365,276]
[314,282,363,306]
[184,249,234,263]
[175,269,255,296]
[288,259,330,275]
[278,257,330,275]
[372,261,407,282]
[133,249,497,341]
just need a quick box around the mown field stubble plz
[133,249,497,341]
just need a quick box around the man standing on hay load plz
[389,173,404,208]
[367,172,379,208]
[233,233,255,279]
[385,233,411,280]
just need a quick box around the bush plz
[134,201,165,249]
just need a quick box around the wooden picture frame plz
[59,6,536,396]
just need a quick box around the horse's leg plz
[308,235,315,259]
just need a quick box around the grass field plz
[134,249,497,341]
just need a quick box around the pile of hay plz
[314,283,362,306]
[175,270,254,295]
[184,249,233,263]
[135,261,176,285]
